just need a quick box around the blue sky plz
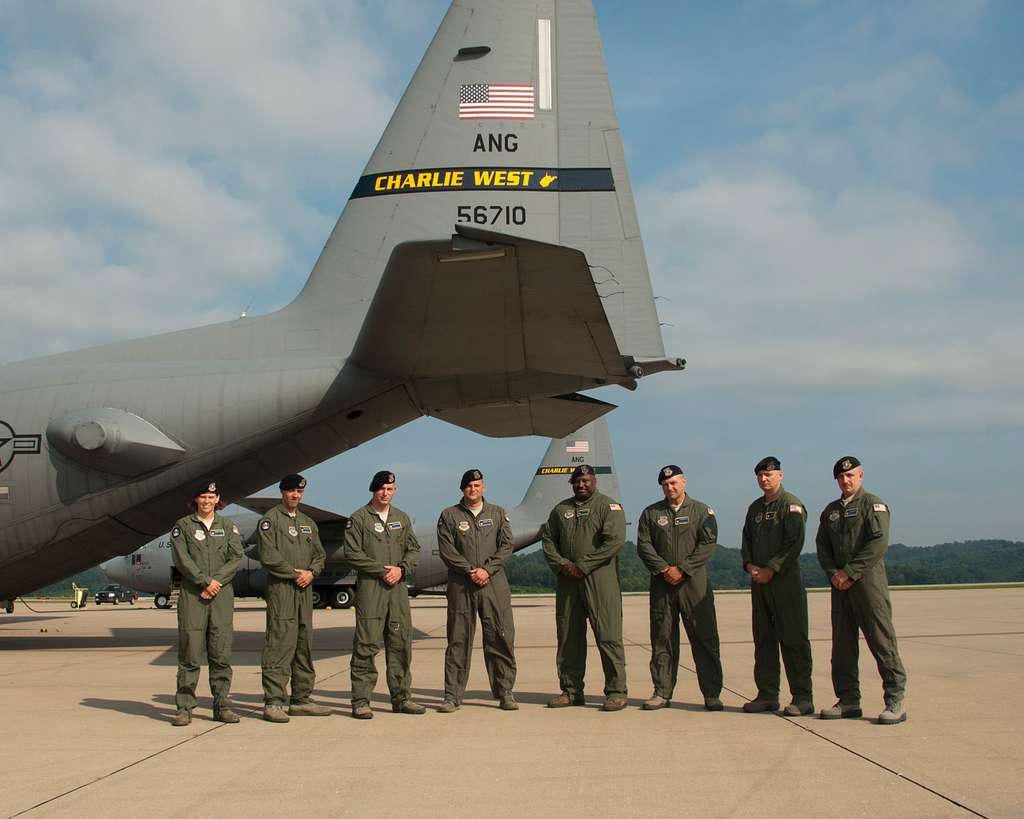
[1,1,1021,549]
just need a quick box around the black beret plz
[460,469,483,489]
[570,464,595,481]
[191,479,218,498]
[833,456,861,479]
[369,470,396,491]
[658,464,683,484]
[279,474,307,491]
[754,456,781,473]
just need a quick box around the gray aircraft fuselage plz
[0,0,682,602]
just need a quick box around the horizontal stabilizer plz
[347,229,634,420]
[432,392,615,439]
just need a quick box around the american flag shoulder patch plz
[459,83,535,119]
[789,504,803,514]
[873,503,888,513]
[609,503,622,511]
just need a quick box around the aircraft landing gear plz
[153,593,172,609]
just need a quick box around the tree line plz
[504,539,1024,593]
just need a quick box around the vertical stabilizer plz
[510,416,620,544]
[291,0,668,363]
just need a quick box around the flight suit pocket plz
[262,616,296,669]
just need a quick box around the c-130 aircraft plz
[0,0,683,607]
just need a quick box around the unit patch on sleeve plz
[171,526,181,538]
[260,519,271,531]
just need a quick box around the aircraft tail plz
[509,416,620,543]
[290,0,683,417]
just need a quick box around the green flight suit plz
[816,489,907,706]
[258,505,326,707]
[636,496,723,700]
[541,491,627,698]
[741,489,813,702]
[170,512,244,712]
[344,504,420,707]
[437,498,516,704]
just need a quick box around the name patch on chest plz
[479,518,493,527]
[576,509,590,520]
[674,516,689,526]
[300,525,312,535]
[764,511,776,521]
[844,507,858,518]
[388,521,403,530]
[210,529,225,537]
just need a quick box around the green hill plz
[505,539,1024,593]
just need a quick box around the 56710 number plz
[456,205,527,226]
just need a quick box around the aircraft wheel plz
[154,593,170,609]
[311,589,326,609]
[71,601,78,609]
[333,588,354,609]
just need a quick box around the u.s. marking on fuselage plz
[350,167,614,199]
[0,421,42,474]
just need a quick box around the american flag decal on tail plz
[459,84,535,119]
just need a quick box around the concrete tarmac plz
[1,587,1022,818]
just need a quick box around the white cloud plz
[0,1,398,362]
[640,171,1024,428]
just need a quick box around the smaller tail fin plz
[509,417,620,546]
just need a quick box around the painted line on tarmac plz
[10,724,229,817]
[622,634,990,819]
